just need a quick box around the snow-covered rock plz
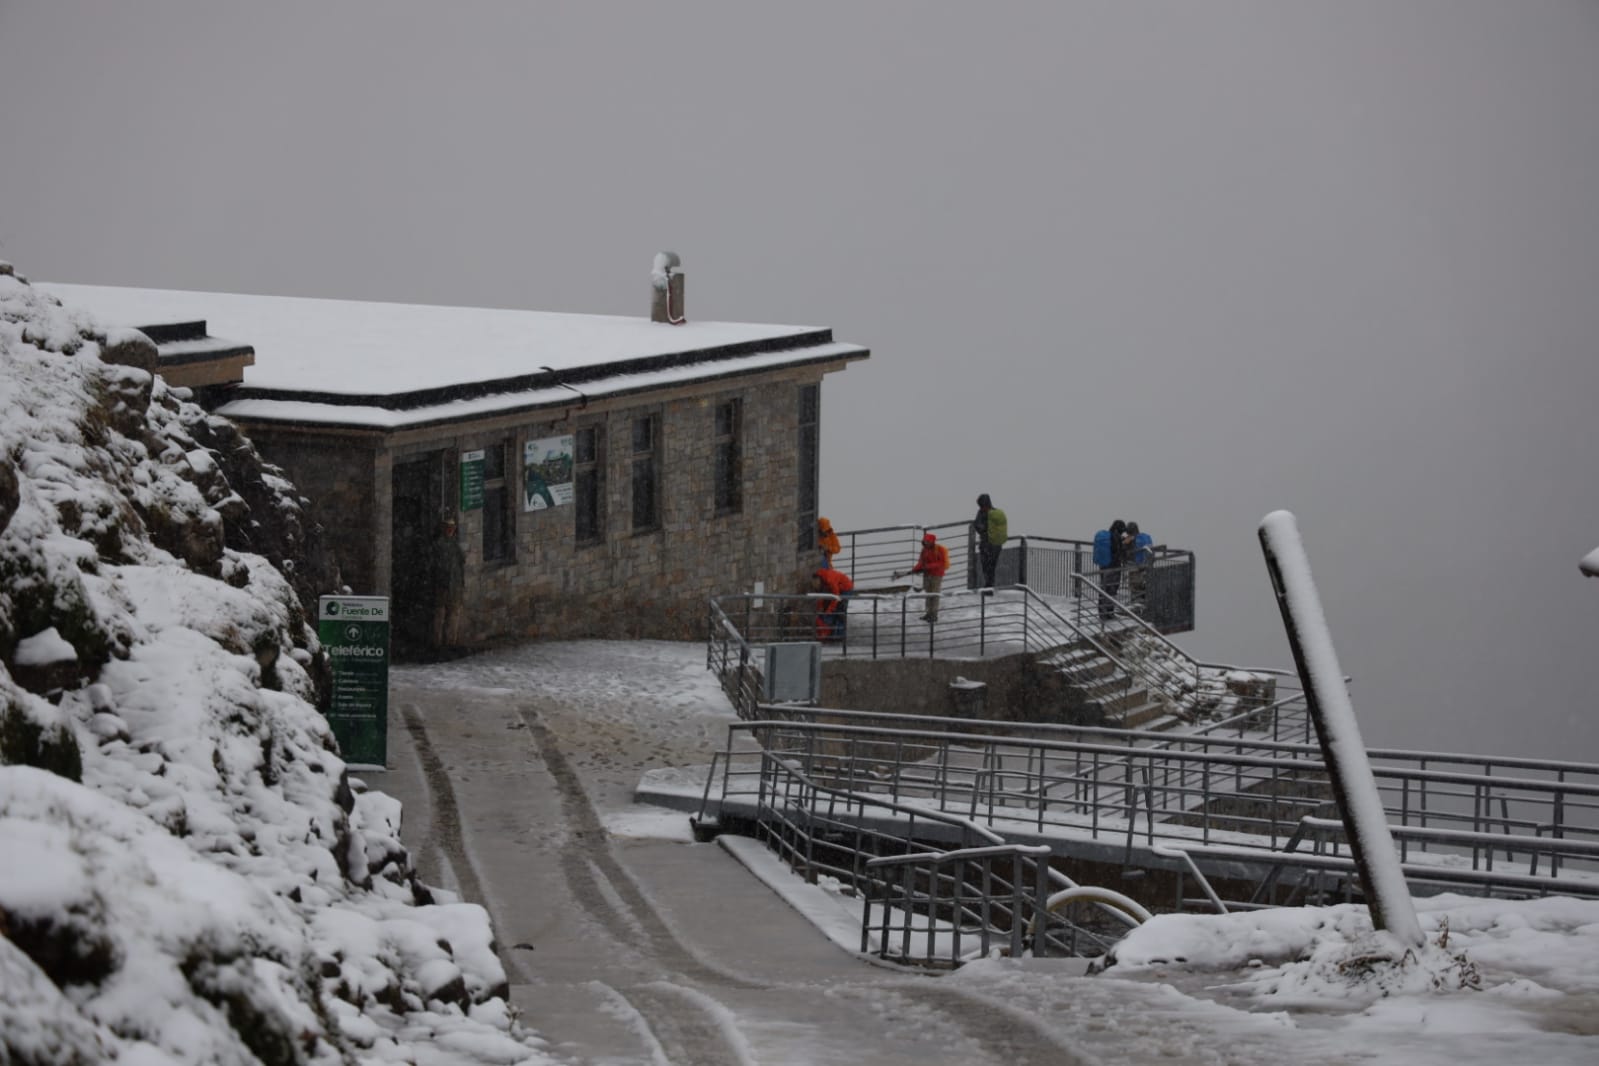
[0,269,550,1064]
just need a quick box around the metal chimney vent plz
[650,251,685,325]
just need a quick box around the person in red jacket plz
[811,567,854,641]
[906,531,950,623]
[817,516,842,569]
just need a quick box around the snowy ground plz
[385,639,1599,1065]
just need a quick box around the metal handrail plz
[733,720,1599,819]
[747,743,1069,963]
[1067,573,1202,695]
[974,582,1208,724]
[745,703,1599,792]
[833,520,1195,622]
[719,723,1165,952]
[708,573,1218,726]
[713,715,1599,896]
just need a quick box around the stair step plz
[1119,703,1171,730]
[1059,660,1117,684]
[1042,644,1107,668]
[1072,674,1139,700]
[1084,688,1152,715]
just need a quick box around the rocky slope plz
[0,264,550,1065]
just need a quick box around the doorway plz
[391,453,443,657]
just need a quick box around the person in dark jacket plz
[431,515,466,651]
[1100,518,1127,619]
[972,493,1006,589]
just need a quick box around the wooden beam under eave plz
[156,352,256,389]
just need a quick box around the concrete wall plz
[819,653,1099,726]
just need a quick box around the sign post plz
[317,595,391,769]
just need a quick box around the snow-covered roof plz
[42,283,869,429]
[215,342,866,430]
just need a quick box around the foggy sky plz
[2,1,1596,759]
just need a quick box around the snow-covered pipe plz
[1258,509,1424,947]
[650,251,686,325]
[1041,886,1152,926]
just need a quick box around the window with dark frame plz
[481,440,514,562]
[574,424,605,544]
[797,385,819,551]
[713,398,742,515]
[631,413,660,532]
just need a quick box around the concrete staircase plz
[1034,615,1254,730]
[1037,641,1173,729]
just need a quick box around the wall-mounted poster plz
[523,434,575,511]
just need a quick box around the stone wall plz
[476,373,815,642]
[242,428,379,593]
[818,653,1086,724]
[236,362,848,649]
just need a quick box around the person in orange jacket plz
[905,531,950,623]
[817,516,842,569]
[811,567,854,641]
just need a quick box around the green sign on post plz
[318,595,390,769]
[460,449,485,511]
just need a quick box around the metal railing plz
[865,844,1050,965]
[726,738,1143,965]
[832,521,1196,635]
[701,712,1599,903]
[706,596,766,717]
[706,578,1274,728]
[707,585,1166,723]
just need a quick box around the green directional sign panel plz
[318,595,390,768]
[459,449,485,511]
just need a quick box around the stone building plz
[48,265,868,653]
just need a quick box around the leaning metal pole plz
[1258,510,1423,946]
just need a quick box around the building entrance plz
[390,454,443,657]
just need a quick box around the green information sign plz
[459,449,485,511]
[318,595,390,769]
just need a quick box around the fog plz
[2,1,1595,759]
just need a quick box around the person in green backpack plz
[972,493,1008,588]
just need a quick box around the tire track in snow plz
[516,693,1095,1065]
[516,701,764,993]
[624,984,756,1066]
[404,673,1097,1065]
[399,701,528,983]
[889,982,1097,1066]
[516,700,765,1065]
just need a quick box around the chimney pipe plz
[650,251,685,325]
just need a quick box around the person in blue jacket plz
[1126,521,1154,611]
[1099,519,1127,618]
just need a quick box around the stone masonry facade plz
[236,363,836,648]
[241,429,378,592]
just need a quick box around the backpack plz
[1132,532,1153,564]
[1093,529,1113,568]
[935,543,950,572]
[987,508,1008,547]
